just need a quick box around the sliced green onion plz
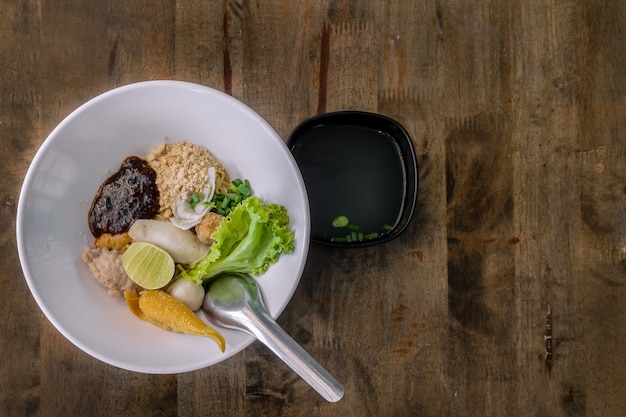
[364,232,379,240]
[332,215,349,228]
[189,192,201,209]
[210,178,254,216]
[237,184,251,196]
[347,224,360,231]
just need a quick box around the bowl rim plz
[16,80,311,373]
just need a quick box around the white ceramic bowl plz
[16,81,310,374]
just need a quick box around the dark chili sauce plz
[88,156,160,237]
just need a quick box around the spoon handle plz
[243,306,344,402]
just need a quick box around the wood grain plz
[1,0,624,416]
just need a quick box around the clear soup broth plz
[291,124,406,243]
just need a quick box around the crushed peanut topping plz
[146,140,229,214]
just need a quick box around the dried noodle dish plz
[82,139,296,352]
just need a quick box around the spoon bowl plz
[203,273,344,402]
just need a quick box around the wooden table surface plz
[2,1,625,416]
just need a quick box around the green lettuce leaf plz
[181,196,295,284]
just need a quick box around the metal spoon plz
[202,273,344,402]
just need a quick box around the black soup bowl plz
[288,111,418,248]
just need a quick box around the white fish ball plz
[167,278,205,311]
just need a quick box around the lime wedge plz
[122,242,175,290]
